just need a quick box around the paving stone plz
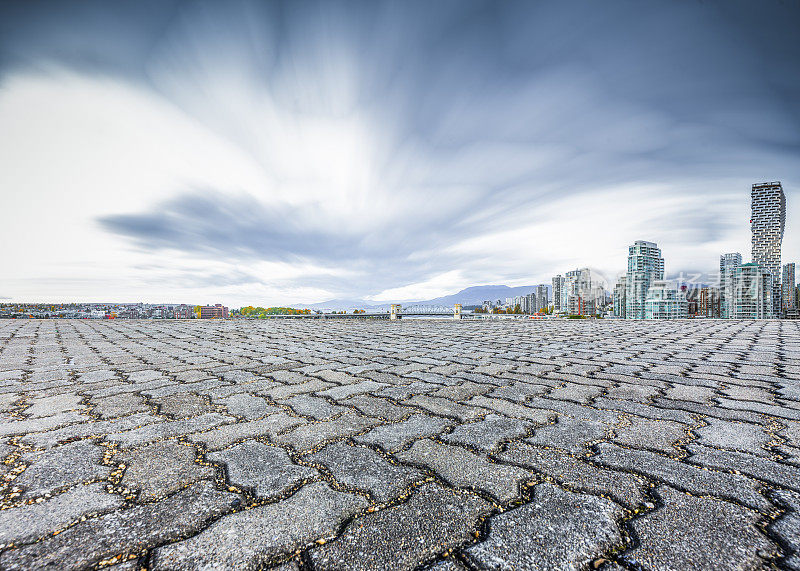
[218,392,278,420]
[468,395,554,423]
[464,482,624,570]
[405,395,490,422]
[686,444,800,492]
[0,410,89,438]
[0,482,124,545]
[318,380,387,400]
[397,439,532,502]
[21,412,162,449]
[612,416,689,454]
[593,443,772,512]
[0,481,240,570]
[189,413,306,451]
[309,483,491,570]
[526,416,609,453]
[118,440,215,501]
[264,378,334,401]
[441,414,531,452]
[16,439,111,497]
[22,394,86,417]
[151,482,366,570]
[768,489,800,570]
[308,442,425,502]
[625,485,780,570]
[274,412,380,452]
[499,442,648,508]
[208,440,318,497]
[355,414,454,452]
[152,392,213,418]
[107,412,234,447]
[91,393,149,419]
[694,418,774,456]
[341,394,412,421]
[283,394,348,420]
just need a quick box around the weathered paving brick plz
[188,413,306,451]
[274,412,380,452]
[526,416,609,453]
[21,411,162,449]
[354,414,454,452]
[468,395,554,424]
[152,392,213,418]
[283,394,348,420]
[23,394,86,418]
[499,442,648,509]
[397,439,532,502]
[0,481,240,570]
[0,482,124,545]
[593,443,772,512]
[218,392,278,420]
[612,416,689,454]
[341,394,412,421]
[0,410,89,438]
[626,486,780,570]
[107,412,234,447]
[151,482,366,570]
[465,482,624,569]
[209,440,318,497]
[16,439,111,497]
[118,440,215,501]
[91,392,149,419]
[308,442,425,502]
[686,444,800,492]
[441,414,531,452]
[318,379,387,400]
[694,419,773,456]
[309,483,491,570]
[404,395,490,422]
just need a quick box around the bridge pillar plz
[390,304,401,320]
[454,304,462,320]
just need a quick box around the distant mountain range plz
[305,284,549,311]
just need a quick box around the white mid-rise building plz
[644,281,688,319]
[733,263,773,319]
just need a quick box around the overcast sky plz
[1,0,799,305]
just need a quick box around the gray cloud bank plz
[3,0,800,299]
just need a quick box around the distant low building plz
[732,263,773,319]
[200,304,229,319]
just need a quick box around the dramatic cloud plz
[1,0,799,304]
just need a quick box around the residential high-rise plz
[699,287,721,318]
[613,277,626,318]
[732,263,773,319]
[783,263,797,318]
[751,182,786,316]
[535,285,548,313]
[552,275,564,312]
[644,282,688,319]
[565,268,593,316]
[625,240,664,319]
[719,253,742,318]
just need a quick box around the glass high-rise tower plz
[719,253,742,318]
[625,240,664,319]
[751,181,786,317]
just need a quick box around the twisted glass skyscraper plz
[751,181,786,317]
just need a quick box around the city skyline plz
[2,1,800,306]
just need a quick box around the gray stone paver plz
[208,440,318,497]
[1,319,798,570]
[464,482,624,570]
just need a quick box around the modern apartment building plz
[719,253,742,318]
[564,268,594,316]
[644,282,688,319]
[535,285,548,312]
[732,263,773,319]
[783,263,796,317]
[751,182,786,316]
[699,287,721,318]
[625,240,664,319]
[552,275,564,312]
[613,277,626,318]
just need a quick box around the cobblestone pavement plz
[1,319,799,570]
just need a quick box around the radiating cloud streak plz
[1,0,799,303]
